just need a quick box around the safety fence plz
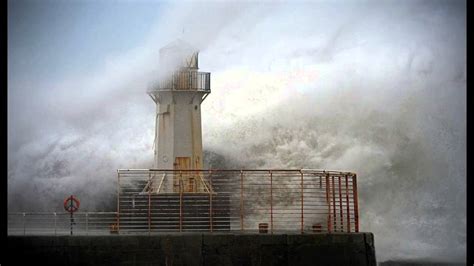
[8,212,117,236]
[8,169,359,236]
[149,71,210,92]
[117,169,359,234]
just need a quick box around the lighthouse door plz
[174,157,191,192]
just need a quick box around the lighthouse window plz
[194,105,198,110]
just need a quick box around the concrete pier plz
[7,233,376,265]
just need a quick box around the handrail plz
[117,169,359,234]
[8,212,119,236]
[148,71,210,92]
[8,169,360,236]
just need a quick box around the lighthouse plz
[147,39,211,193]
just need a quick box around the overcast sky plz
[8,0,466,263]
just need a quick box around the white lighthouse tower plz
[147,39,211,193]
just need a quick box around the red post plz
[345,175,350,233]
[326,173,332,233]
[270,170,273,234]
[332,175,336,232]
[240,170,244,232]
[300,171,304,234]
[179,171,183,233]
[338,176,343,232]
[353,174,359,232]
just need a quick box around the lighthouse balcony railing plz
[149,71,210,92]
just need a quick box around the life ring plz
[64,195,80,213]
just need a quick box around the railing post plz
[240,170,244,232]
[353,174,359,232]
[179,171,183,233]
[207,73,210,91]
[70,199,73,236]
[23,212,26,236]
[86,212,89,235]
[326,173,332,233]
[300,171,304,234]
[54,212,57,236]
[188,71,191,89]
[270,170,273,234]
[209,170,213,233]
[332,175,336,232]
[338,176,343,232]
[117,171,120,234]
[345,175,351,233]
[148,172,152,235]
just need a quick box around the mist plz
[8,0,465,263]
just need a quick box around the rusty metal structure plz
[117,169,359,234]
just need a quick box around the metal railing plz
[149,71,210,92]
[8,212,117,236]
[117,169,359,234]
[8,169,359,236]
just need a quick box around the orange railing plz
[117,169,359,234]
